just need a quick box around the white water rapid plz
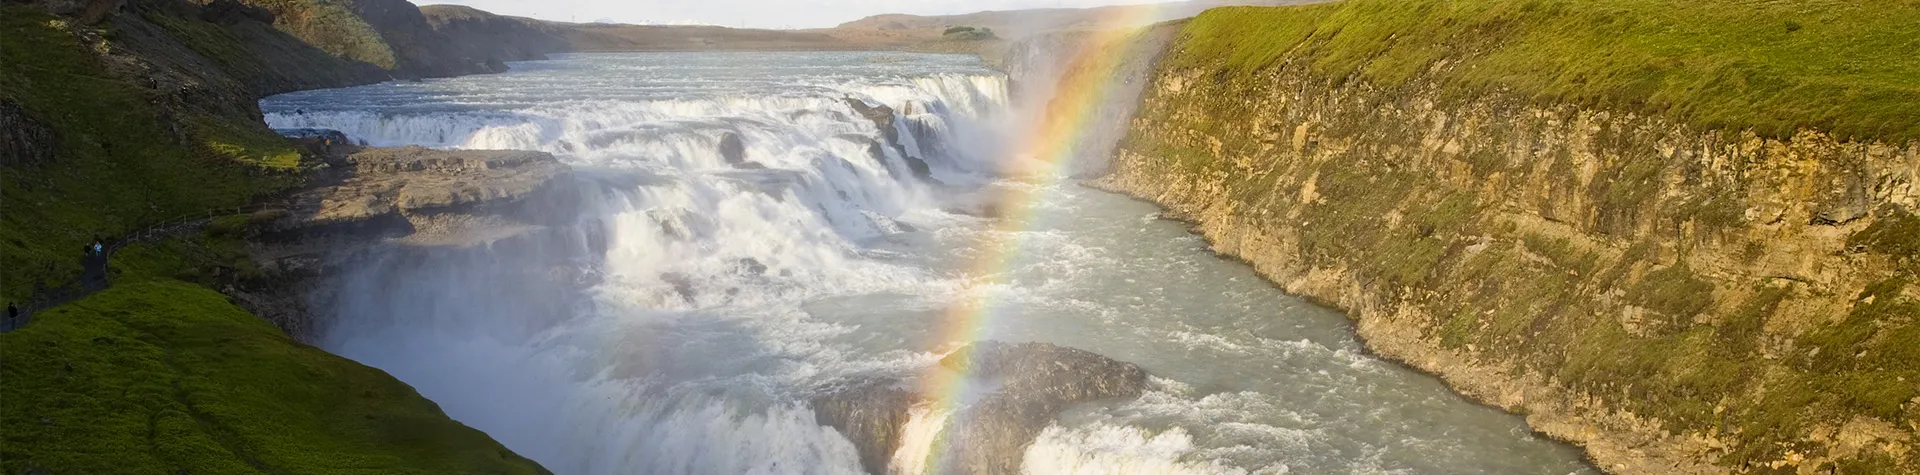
[261,52,1596,474]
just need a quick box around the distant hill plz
[833,0,1319,39]
[560,23,855,52]
[408,0,1328,59]
[418,4,570,62]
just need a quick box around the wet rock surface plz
[810,341,1148,475]
[812,380,916,475]
[938,342,1148,475]
[844,97,935,181]
[718,132,748,165]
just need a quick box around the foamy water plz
[262,52,1594,474]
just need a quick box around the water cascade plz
[262,51,1595,474]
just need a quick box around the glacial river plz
[262,52,1595,474]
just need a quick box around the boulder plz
[810,341,1148,475]
[812,380,916,475]
[937,342,1147,474]
[718,132,747,165]
[843,97,934,182]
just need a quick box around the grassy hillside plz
[138,1,388,96]
[0,6,295,303]
[1175,0,1920,141]
[3,5,550,472]
[0,279,549,474]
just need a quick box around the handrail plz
[1,204,279,332]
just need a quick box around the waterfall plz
[263,52,1011,474]
[257,50,1599,475]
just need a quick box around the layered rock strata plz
[1096,35,1919,475]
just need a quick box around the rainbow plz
[906,3,1171,471]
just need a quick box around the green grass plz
[1627,263,1716,322]
[3,9,550,471]
[1176,0,1920,142]
[1,8,296,302]
[244,0,398,70]
[1848,208,1920,263]
[0,280,550,474]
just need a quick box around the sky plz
[428,0,1168,29]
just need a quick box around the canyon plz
[3,0,1916,474]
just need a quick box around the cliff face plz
[1095,2,1919,474]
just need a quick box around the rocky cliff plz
[1094,1,1919,474]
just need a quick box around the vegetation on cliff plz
[1176,0,1920,141]
[1109,0,1919,472]
[1,6,292,303]
[138,1,389,96]
[0,279,549,474]
[3,3,549,472]
[242,0,399,69]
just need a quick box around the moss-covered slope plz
[3,3,548,472]
[1099,0,1919,473]
[1,5,294,303]
[0,280,548,474]
[1175,0,1920,141]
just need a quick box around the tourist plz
[6,302,17,321]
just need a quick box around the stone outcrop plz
[811,341,1148,475]
[937,342,1147,474]
[267,145,576,244]
[233,143,576,339]
[1095,19,1920,475]
[812,380,917,475]
[718,132,750,166]
[844,97,934,181]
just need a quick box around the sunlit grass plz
[1177,0,1920,141]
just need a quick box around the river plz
[261,52,1595,474]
